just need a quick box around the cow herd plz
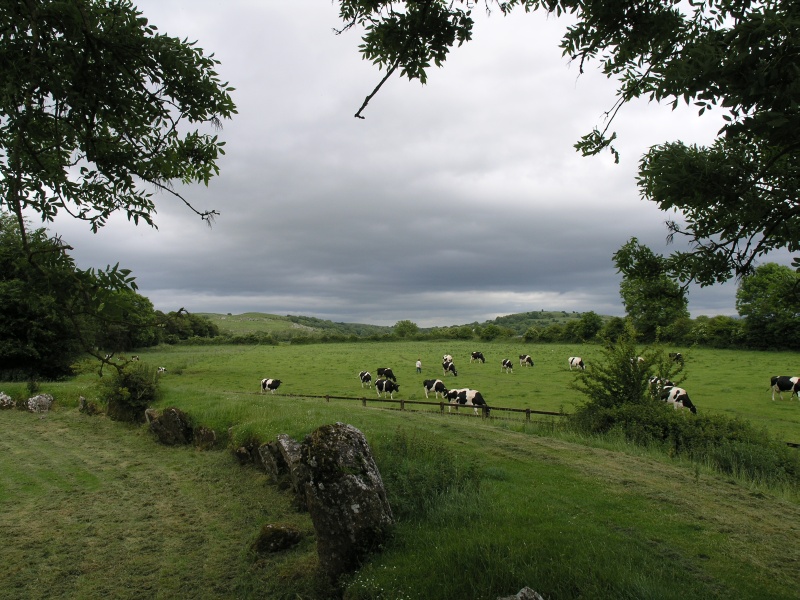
[258,350,800,415]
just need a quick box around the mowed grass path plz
[0,410,320,600]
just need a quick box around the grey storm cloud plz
[36,0,758,326]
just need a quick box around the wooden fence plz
[248,391,561,421]
[240,391,800,448]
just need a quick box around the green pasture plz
[198,312,301,335]
[65,341,800,443]
[2,341,800,599]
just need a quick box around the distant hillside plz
[478,310,610,335]
[198,310,611,338]
[197,312,393,337]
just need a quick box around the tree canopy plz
[1,0,236,252]
[337,0,800,285]
[614,237,689,340]
[736,262,800,349]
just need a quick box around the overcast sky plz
[39,0,776,327]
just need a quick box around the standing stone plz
[277,434,311,509]
[301,422,394,581]
[148,407,193,446]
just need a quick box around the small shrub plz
[98,363,161,423]
[26,379,40,396]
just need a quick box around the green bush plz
[98,363,161,423]
[569,325,799,486]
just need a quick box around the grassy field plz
[2,341,800,599]
[58,341,800,442]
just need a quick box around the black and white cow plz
[423,379,448,399]
[376,367,396,382]
[470,351,486,363]
[568,356,585,371]
[648,376,674,397]
[442,354,453,363]
[376,379,400,399]
[519,354,534,367]
[446,388,490,416]
[770,375,800,401]
[669,352,684,364]
[359,371,372,388]
[501,359,513,373]
[157,366,167,373]
[260,378,282,394]
[442,360,458,377]
[661,386,697,413]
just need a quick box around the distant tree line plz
[0,215,219,381]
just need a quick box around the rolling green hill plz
[198,310,612,337]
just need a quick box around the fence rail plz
[236,391,800,448]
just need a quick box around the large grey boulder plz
[301,422,394,581]
[147,407,193,446]
[498,587,547,600]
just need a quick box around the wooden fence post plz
[325,395,330,403]
[400,399,405,411]
[526,408,531,422]
[361,397,367,407]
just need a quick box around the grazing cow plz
[648,376,674,394]
[442,360,458,377]
[519,354,534,367]
[376,379,400,399]
[157,367,167,373]
[648,376,674,400]
[131,355,139,361]
[423,379,448,399]
[470,351,486,363]
[631,356,645,364]
[442,354,453,364]
[260,378,282,394]
[568,356,585,371]
[501,359,513,373]
[359,371,372,388]
[376,367,396,382]
[661,386,697,413]
[669,352,684,364]
[770,376,800,401]
[446,388,490,416]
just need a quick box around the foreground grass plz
[3,341,800,599]
[2,399,799,599]
[0,409,326,600]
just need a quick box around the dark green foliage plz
[570,326,799,485]
[0,215,84,379]
[736,263,800,349]
[392,320,419,337]
[159,310,220,344]
[615,238,689,341]
[99,362,161,423]
[1,0,236,232]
